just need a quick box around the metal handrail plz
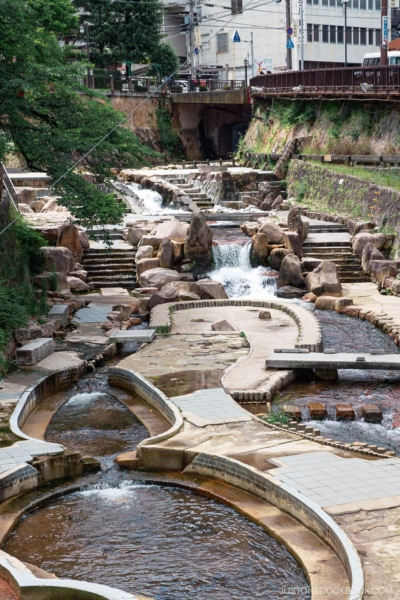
[0,163,21,237]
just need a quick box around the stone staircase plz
[81,230,137,289]
[167,177,214,211]
[303,224,369,283]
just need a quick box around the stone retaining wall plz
[186,452,364,600]
[287,160,400,254]
[108,367,184,456]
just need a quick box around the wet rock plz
[277,255,305,289]
[276,286,305,299]
[41,247,75,276]
[283,231,303,258]
[158,239,175,269]
[258,222,284,244]
[67,276,89,292]
[240,222,259,237]
[136,258,161,279]
[302,257,322,272]
[259,310,271,320]
[112,304,133,320]
[305,261,341,297]
[154,220,190,243]
[179,292,201,301]
[335,403,355,420]
[127,227,143,246]
[352,232,387,258]
[184,212,213,270]
[269,248,293,271]
[361,405,383,423]
[251,233,270,264]
[139,267,180,290]
[136,245,154,262]
[192,279,228,300]
[211,319,235,331]
[308,402,327,419]
[148,286,180,309]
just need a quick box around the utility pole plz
[343,0,348,67]
[299,0,304,70]
[381,0,388,65]
[84,21,91,88]
[188,0,196,79]
[251,32,254,77]
[286,0,292,71]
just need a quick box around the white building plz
[162,0,385,77]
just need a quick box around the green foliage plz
[293,180,308,203]
[156,106,185,159]
[0,0,158,231]
[148,43,179,79]
[318,163,400,193]
[49,266,59,292]
[73,0,163,66]
[263,410,291,426]
[29,0,78,35]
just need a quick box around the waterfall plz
[126,183,182,214]
[209,242,277,298]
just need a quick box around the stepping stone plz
[335,403,355,421]
[308,402,327,420]
[48,304,69,326]
[361,404,383,423]
[101,287,130,296]
[283,404,302,421]
[16,338,55,366]
[109,329,156,343]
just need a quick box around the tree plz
[28,0,78,36]
[74,0,164,66]
[149,42,179,79]
[0,0,158,230]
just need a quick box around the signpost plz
[232,30,241,42]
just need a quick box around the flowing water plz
[126,183,185,214]
[3,483,309,600]
[276,309,400,452]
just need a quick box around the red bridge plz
[250,65,400,100]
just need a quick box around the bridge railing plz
[250,65,400,93]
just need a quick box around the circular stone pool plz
[3,484,310,600]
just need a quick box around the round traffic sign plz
[286,26,293,36]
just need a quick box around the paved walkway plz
[171,388,252,427]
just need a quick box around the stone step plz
[307,228,348,233]
[303,241,351,248]
[88,275,136,284]
[86,268,135,277]
[303,246,352,255]
[83,258,135,266]
[89,280,136,289]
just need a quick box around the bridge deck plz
[265,352,400,370]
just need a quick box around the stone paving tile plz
[270,451,400,508]
[74,304,113,323]
[172,388,252,426]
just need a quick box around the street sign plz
[286,38,295,49]
[232,30,241,43]
[286,26,294,36]
[194,47,199,55]
[382,15,388,49]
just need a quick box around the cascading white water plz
[126,183,184,214]
[209,242,277,298]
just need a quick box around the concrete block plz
[335,403,355,421]
[48,304,69,327]
[109,329,156,343]
[361,404,383,423]
[283,404,302,421]
[308,402,327,419]
[16,338,55,366]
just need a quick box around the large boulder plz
[158,239,175,269]
[352,232,387,258]
[302,257,322,272]
[140,235,162,252]
[127,227,143,246]
[277,255,305,289]
[305,261,342,297]
[258,222,284,244]
[57,224,83,259]
[251,233,269,265]
[276,286,305,299]
[184,212,213,270]
[147,286,180,309]
[67,276,89,292]
[370,260,400,285]
[78,230,90,250]
[154,220,189,243]
[136,245,154,262]
[211,319,235,331]
[192,279,228,300]
[162,281,192,294]
[18,203,34,214]
[139,267,180,290]
[287,207,309,240]
[32,271,69,291]
[362,244,384,274]
[240,222,259,237]
[136,258,160,279]
[41,247,75,276]
[283,231,303,258]
[269,248,293,271]
[30,199,46,213]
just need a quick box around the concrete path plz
[265,351,400,370]
[171,388,252,427]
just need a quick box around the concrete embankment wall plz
[287,159,400,255]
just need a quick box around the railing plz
[250,65,400,94]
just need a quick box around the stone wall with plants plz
[287,160,400,255]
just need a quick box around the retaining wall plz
[186,452,364,600]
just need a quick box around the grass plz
[314,162,400,194]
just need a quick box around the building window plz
[330,25,336,43]
[368,0,373,7]
[330,0,336,6]
[376,28,381,45]
[322,0,328,5]
[360,27,367,44]
[322,25,329,42]
[217,32,228,53]
[353,27,359,44]
[313,0,318,5]
[375,0,381,9]
[360,0,366,8]
[307,0,312,5]
[313,24,320,42]
[307,23,313,41]
[346,26,352,44]
[231,0,242,14]
[368,28,374,44]
[337,25,344,44]
[353,0,359,9]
